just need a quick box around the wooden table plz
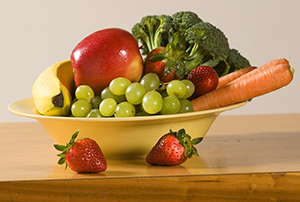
[1,114,300,201]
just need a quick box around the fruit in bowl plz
[11,57,292,158]
[31,60,75,116]
[71,28,144,95]
[8,11,295,159]
[7,97,247,158]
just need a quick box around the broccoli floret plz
[169,11,203,55]
[131,15,173,56]
[211,49,251,77]
[183,21,231,75]
[227,49,251,72]
[172,11,203,35]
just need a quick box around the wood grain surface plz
[1,114,300,201]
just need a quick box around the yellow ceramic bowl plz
[8,98,246,158]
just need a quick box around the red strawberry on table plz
[54,130,107,173]
[186,65,219,99]
[146,129,202,166]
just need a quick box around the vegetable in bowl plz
[131,11,251,79]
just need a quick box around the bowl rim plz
[8,97,247,122]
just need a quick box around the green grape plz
[140,73,160,92]
[87,109,102,118]
[166,80,186,98]
[135,104,150,116]
[71,100,92,117]
[99,98,117,117]
[91,95,102,109]
[178,99,194,113]
[160,96,180,115]
[71,97,78,104]
[109,77,131,95]
[125,82,146,105]
[114,102,136,117]
[75,85,95,102]
[101,87,126,103]
[181,79,195,99]
[142,91,163,114]
[160,90,168,98]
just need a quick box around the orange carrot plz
[216,66,257,89]
[191,58,294,111]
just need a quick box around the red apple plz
[70,28,144,95]
[144,47,179,83]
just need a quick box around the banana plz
[32,60,75,116]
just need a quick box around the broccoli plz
[167,11,203,59]
[131,14,173,56]
[208,49,251,77]
[131,11,251,78]
[227,49,251,72]
[168,12,232,77]
[183,21,231,75]
[172,11,203,35]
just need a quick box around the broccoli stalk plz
[149,12,203,78]
[131,15,172,56]
[183,22,231,76]
[160,21,231,78]
[170,12,232,77]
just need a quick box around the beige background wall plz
[1,0,299,122]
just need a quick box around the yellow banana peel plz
[32,60,75,116]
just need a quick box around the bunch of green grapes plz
[71,85,103,118]
[70,73,194,118]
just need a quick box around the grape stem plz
[158,82,169,91]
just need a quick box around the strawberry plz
[186,65,219,99]
[54,130,107,173]
[144,46,180,83]
[146,129,202,166]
